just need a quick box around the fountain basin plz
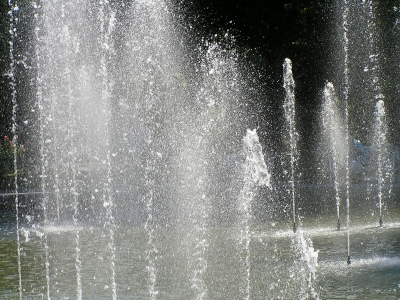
[1,203,399,299]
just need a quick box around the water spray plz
[375,100,386,228]
[283,58,298,234]
[342,0,351,266]
[322,82,346,232]
[8,0,23,298]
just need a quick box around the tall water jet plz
[322,82,346,230]
[283,58,298,233]
[119,0,191,297]
[33,2,52,297]
[8,0,22,298]
[282,57,320,297]
[98,1,117,298]
[341,0,351,265]
[363,1,391,227]
[63,4,83,296]
[238,129,270,300]
[43,2,85,297]
[174,41,244,299]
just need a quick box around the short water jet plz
[374,100,389,228]
[239,128,270,299]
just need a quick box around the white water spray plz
[292,229,319,299]
[283,58,298,233]
[342,0,351,265]
[374,100,391,227]
[143,155,159,299]
[33,2,52,297]
[62,15,83,299]
[322,82,347,230]
[239,129,270,300]
[99,1,117,298]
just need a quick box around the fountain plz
[1,0,400,299]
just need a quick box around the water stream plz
[322,82,346,230]
[341,0,351,265]
[8,1,22,298]
[282,58,298,233]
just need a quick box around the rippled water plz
[1,205,399,299]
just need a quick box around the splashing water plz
[239,129,270,300]
[99,1,117,298]
[292,229,319,300]
[242,129,271,188]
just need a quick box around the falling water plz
[283,58,298,232]
[98,1,117,298]
[8,0,22,298]
[239,129,270,300]
[120,0,186,297]
[177,137,210,300]
[63,37,83,300]
[342,0,351,265]
[33,1,51,297]
[182,93,210,300]
[61,2,82,296]
[322,83,346,230]
[178,42,243,299]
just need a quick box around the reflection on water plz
[1,206,399,299]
